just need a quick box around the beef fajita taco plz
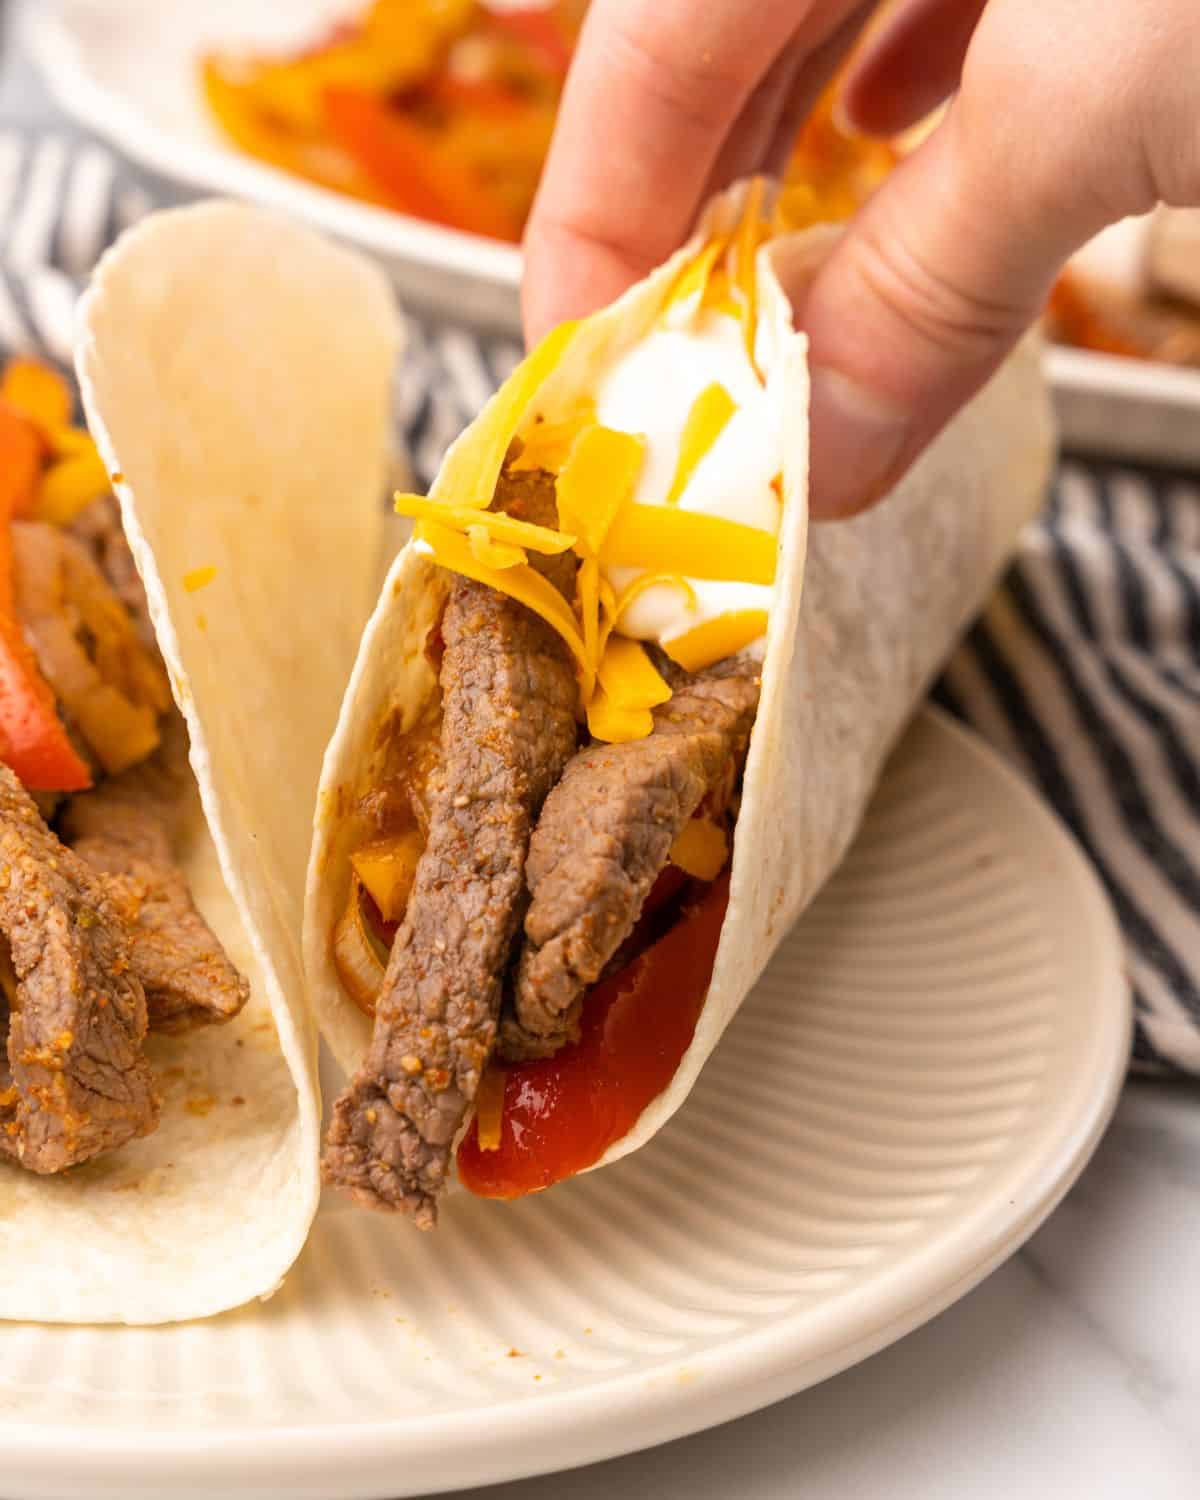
[0,201,398,1323]
[306,181,1055,1228]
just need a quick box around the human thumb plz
[794,47,1160,518]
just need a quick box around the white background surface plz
[2,21,1198,1500]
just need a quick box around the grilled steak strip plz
[0,767,158,1173]
[323,470,579,1227]
[503,656,760,1061]
[60,715,249,1033]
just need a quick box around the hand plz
[522,0,1200,516]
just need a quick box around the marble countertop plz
[452,1080,1200,1500]
[3,24,1199,1500]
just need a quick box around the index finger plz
[521,0,803,343]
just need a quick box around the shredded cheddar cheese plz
[600,504,777,586]
[183,565,218,594]
[467,525,525,570]
[666,382,737,503]
[732,178,769,362]
[402,183,778,741]
[663,609,770,673]
[396,494,576,555]
[430,318,577,511]
[556,424,644,555]
[419,520,588,670]
[587,685,653,744]
[670,818,729,880]
[596,636,671,711]
[662,233,728,322]
[511,397,597,472]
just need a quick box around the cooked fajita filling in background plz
[0,359,249,1175]
[323,188,791,1225]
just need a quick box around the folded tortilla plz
[0,201,398,1324]
[305,183,1055,1219]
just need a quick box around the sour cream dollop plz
[592,305,784,649]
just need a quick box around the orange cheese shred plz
[732,177,768,362]
[431,319,578,510]
[596,636,671,711]
[662,234,728,321]
[395,493,576,554]
[577,556,601,704]
[662,609,769,673]
[418,520,587,670]
[474,1065,507,1152]
[670,818,729,880]
[511,397,597,473]
[586,684,653,744]
[600,504,777,586]
[666,382,737,503]
[556,425,645,555]
[468,525,526,570]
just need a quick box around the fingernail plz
[807,367,910,519]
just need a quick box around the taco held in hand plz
[308,181,1054,1228]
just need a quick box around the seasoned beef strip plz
[0,767,158,1173]
[60,715,250,1033]
[502,655,760,1060]
[323,469,579,1226]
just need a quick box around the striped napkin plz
[3,129,1198,1076]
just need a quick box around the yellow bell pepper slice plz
[556,425,645,556]
[666,382,737,503]
[419,520,587,671]
[396,494,575,554]
[468,526,526,570]
[597,636,671,711]
[0,358,71,441]
[431,319,578,510]
[351,829,425,923]
[511,397,597,473]
[33,442,112,526]
[662,609,769,673]
[669,818,729,880]
[586,684,653,744]
[600,504,777,586]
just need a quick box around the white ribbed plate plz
[1,710,1129,1500]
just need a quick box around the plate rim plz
[0,709,1132,1499]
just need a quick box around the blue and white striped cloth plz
[3,130,1199,1075]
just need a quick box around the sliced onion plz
[331,878,386,1017]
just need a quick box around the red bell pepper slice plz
[421,74,528,121]
[0,400,44,519]
[0,393,92,791]
[458,871,730,1199]
[322,86,521,242]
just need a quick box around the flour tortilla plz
[0,201,399,1324]
[305,184,1054,1193]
